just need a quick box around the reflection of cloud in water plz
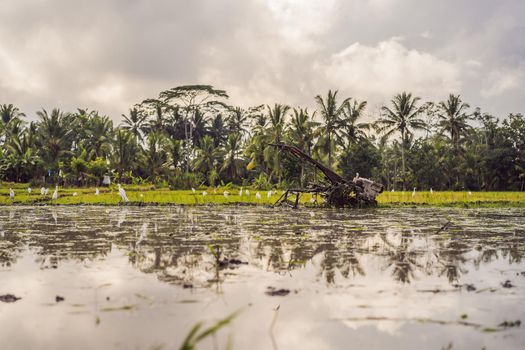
[0,207,525,349]
[1,207,524,287]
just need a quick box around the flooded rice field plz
[1,206,524,349]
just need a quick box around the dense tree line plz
[0,85,524,191]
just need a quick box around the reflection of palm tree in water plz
[436,239,469,283]
[315,231,367,283]
[381,230,421,284]
[3,208,525,290]
[503,243,523,265]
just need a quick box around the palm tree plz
[165,139,183,170]
[437,94,471,149]
[142,132,168,181]
[245,132,270,174]
[140,98,169,135]
[288,108,318,154]
[121,108,148,143]
[208,114,227,147]
[220,133,244,182]
[0,104,25,125]
[288,108,319,185]
[86,115,113,159]
[35,108,73,178]
[265,104,290,183]
[190,110,209,146]
[192,135,222,181]
[1,117,25,142]
[315,90,350,164]
[164,106,186,141]
[228,106,261,138]
[112,129,138,182]
[340,99,369,145]
[3,132,39,182]
[376,92,426,189]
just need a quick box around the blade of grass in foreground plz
[179,310,241,350]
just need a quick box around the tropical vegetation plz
[1,86,524,191]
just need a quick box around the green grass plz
[377,190,525,208]
[0,183,285,206]
[0,183,524,207]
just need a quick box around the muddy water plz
[1,206,524,349]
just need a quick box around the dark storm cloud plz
[0,0,523,121]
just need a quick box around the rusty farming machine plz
[269,143,384,208]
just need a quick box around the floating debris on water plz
[0,294,21,303]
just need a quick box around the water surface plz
[1,206,524,349]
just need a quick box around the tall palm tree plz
[165,139,183,170]
[140,98,169,135]
[220,133,244,182]
[142,132,168,181]
[265,104,290,183]
[0,104,25,125]
[112,129,138,182]
[227,106,260,138]
[315,90,350,164]
[376,92,426,189]
[192,135,222,181]
[35,108,73,177]
[245,132,270,174]
[3,132,39,182]
[208,114,227,147]
[121,108,148,143]
[340,99,369,145]
[288,108,319,185]
[190,110,209,146]
[437,94,471,149]
[288,108,318,154]
[86,115,113,159]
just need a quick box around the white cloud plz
[481,65,525,97]
[0,0,523,119]
[265,0,337,54]
[322,38,461,103]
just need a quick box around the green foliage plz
[0,87,524,192]
[252,172,272,190]
[339,139,381,180]
[88,157,108,179]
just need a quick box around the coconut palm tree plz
[208,114,227,147]
[288,108,318,154]
[340,99,369,145]
[288,108,319,185]
[376,92,426,189]
[121,108,148,143]
[85,115,113,159]
[3,132,39,182]
[220,133,244,182]
[112,129,138,182]
[437,94,471,149]
[142,132,168,181]
[140,98,169,135]
[265,104,290,183]
[227,105,262,139]
[35,108,73,178]
[165,139,183,171]
[315,90,351,164]
[192,135,222,181]
[0,104,25,125]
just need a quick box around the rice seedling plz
[0,183,523,207]
[179,310,240,350]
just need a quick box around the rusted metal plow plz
[269,143,384,208]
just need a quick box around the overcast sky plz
[0,0,524,121]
